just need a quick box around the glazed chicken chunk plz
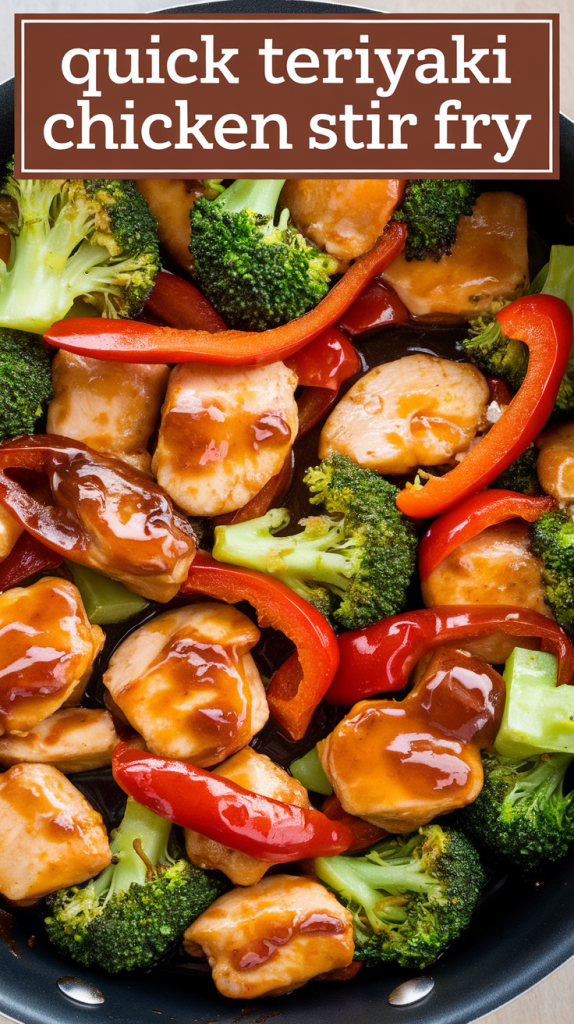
[152,361,298,517]
[536,422,574,504]
[0,708,120,773]
[381,191,529,318]
[135,179,221,271]
[184,875,354,999]
[319,354,489,475]
[280,179,405,267]
[103,602,268,766]
[185,747,309,885]
[47,352,170,473]
[319,648,505,832]
[0,577,104,737]
[0,763,110,903]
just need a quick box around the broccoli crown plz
[530,509,574,637]
[315,824,484,970]
[0,163,160,333]
[490,443,541,495]
[44,797,227,974]
[462,312,529,391]
[0,327,53,438]
[392,179,477,261]
[212,452,418,630]
[189,178,338,331]
[458,750,574,872]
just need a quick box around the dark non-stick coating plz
[2,3,574,1023]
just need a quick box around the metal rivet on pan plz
[57,976,105,1005]
[388,976,435,1006]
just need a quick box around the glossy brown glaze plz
[0,577,103,736]
[103,603,268,767]
[319,647,505,832]
[0,436,195,602]
[152,362,298,517]
[183,874,354,999]
[0,708,120,773]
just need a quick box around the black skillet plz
[2,3,574,1023]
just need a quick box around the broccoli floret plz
[530,509,574,637]
[458,750,574,872]
[315,824,484,970]
[189,178,338,331]
[212,452,417,630]
[490,443,540,495]
[0,327,53,438]
[44,796,227,974]
[392,179,477,261]
[0,164,160,333]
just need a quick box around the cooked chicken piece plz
[103,603,268,767]
[0,506,23,561]
[381,192,528,318]
[536,422,574,504]
[184,874,354,999]
[0,763,110,902]
[47,352,169,473]
[422,519,550,616]
[319,354,489,475]
[0,708,120,773]
[319,648,504,832]
[135,179,220,271]
[152,361,298,516]
[280,179,405,268]
[185,747,309,885]
[0,577,104,737]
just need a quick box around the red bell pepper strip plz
[338,278,409,336]
[321,794,388,852]
[44,223,407,367]
[283,327,360,390]
[325,605,574,705]
[181,550,339,740]
[296,387,340,439]
[396,295,573,519]
[145,270,227,333]
[214,451,294,526]
[0,532,63,592]
[112,741,352,861]
[418,490,556,582]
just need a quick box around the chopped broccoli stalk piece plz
[458,749,574,872]
[495,648,574,758]
[0,166,160,333]
[392,179,477,261]
[490,443,540,495]
[65,562,149,624]
[45,796,227,974]
[315,824,484,970]
[189,178,338,331]
[531,510,574,638]
[462,245,574,418]
[290,746,333,795]
[0,327,53,438]
[212,453,418,630]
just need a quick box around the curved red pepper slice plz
[325,605,574,706]
[338,278,409,336]
[284,326,360,390]
[112,741,352,861]
[396,295,573,519]
[418,490,556,582]
[44,223,407,367]
[296,387,341,439]
[145,270,227,333]
[0,532,63,593]
[181,550,339,741]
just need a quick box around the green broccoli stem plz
[93,797,174,903]
[506,753,574,816]
[215,179,286,218]
[315,854,436,931]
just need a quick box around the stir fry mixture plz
[1,169,574,999]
